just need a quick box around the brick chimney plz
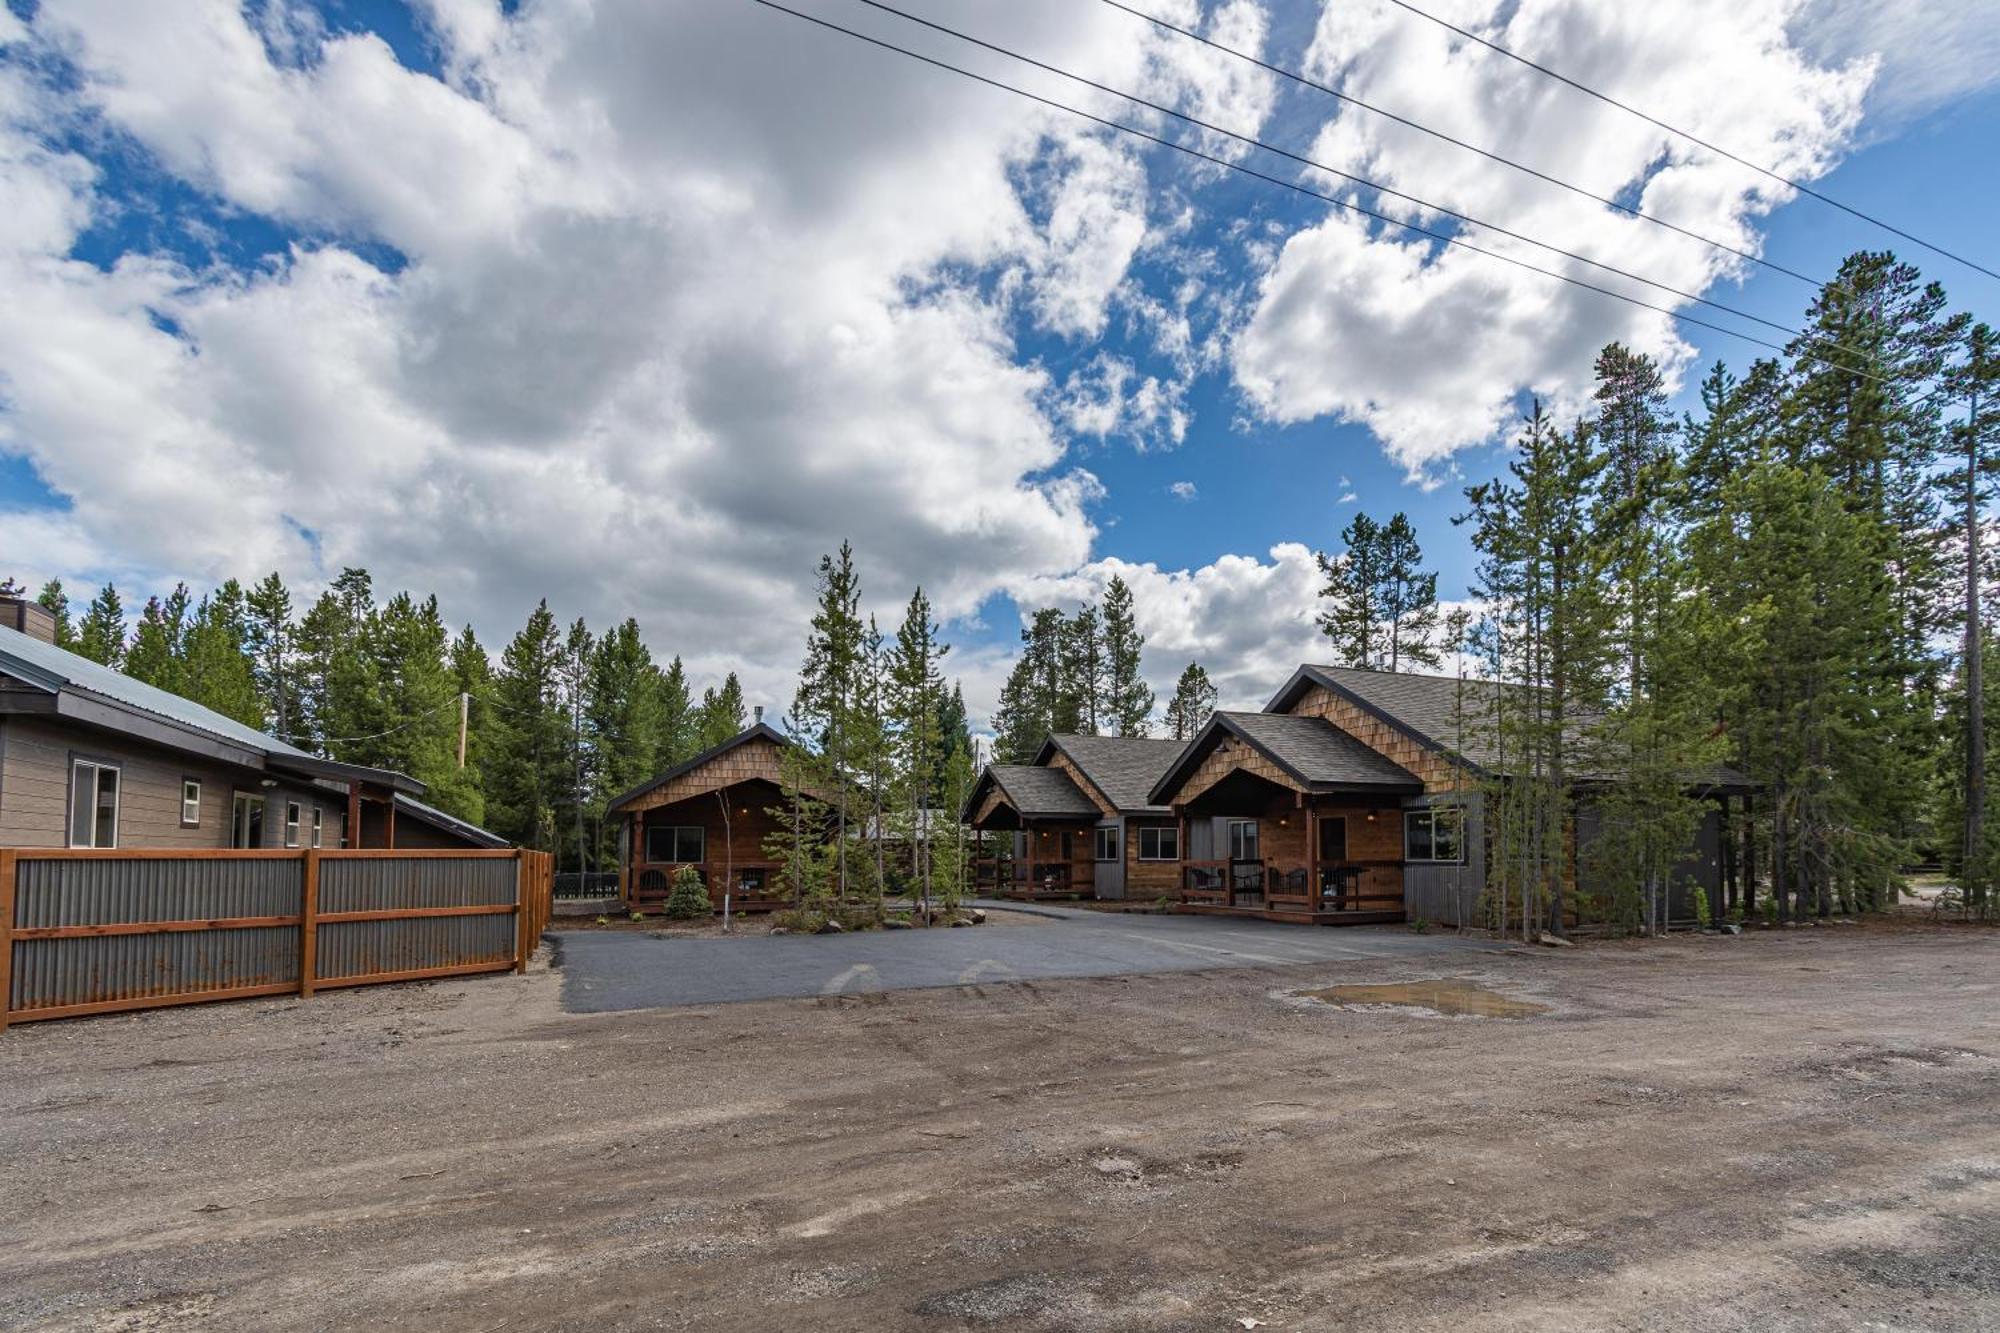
[0,595,57,645]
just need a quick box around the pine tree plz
[124,585,191,692]
[371,592,471,812]
[1378,513,1442,671]
[695,673,747,749]
[1316,512,1384,669]
[1065,604,1104,734]
[588,619,666,852]
[888,587,948,905]
[75,584,126,666]
[1101,575,1153,734]
[486,601,568,849]
[179,581,262,727]
[1164,662,1218,741]
[35,579,75,649]
[245,573,296,741]
[1943,322,1999,912]
[655,655,695,766]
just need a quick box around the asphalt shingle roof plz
[1045,734,1190,814]
[1214,711,1423,789]
[988,764,1102,819]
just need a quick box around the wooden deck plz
[1178,859,1405,926]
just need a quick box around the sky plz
[2,0,1998,731]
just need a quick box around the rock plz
[817,919,844,934]
[884,918,911,930]
[949,918,970,928]
[970,909,987,924]
[1092,1155,1140,1176]
[769,926,790,936]
[1534,931,1574,948]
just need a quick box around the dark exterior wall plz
[635,783,787,870]
[1403,792,1485,928]
[0,715,332,850]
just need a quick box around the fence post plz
[300,848,320,998]
[515,851,531,974]
[0,849,16,1032]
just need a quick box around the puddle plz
[1298,979,1549,1019]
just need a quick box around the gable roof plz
[603,722,792,814]
[965,764,1102,822]
[0,625,421,792]
[1033,734,1191,815]
[1150,710,1423,804]
[1269,663,1754,790]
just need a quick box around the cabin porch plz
[621,777,791,912]
[970,816,1096,901]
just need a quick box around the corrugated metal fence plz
[0,848,554,1027]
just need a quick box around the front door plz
[1227,820,1262,903]
[1094,822,1124,900]
[1318,816,1351,904]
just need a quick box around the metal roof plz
[393,793,510,848]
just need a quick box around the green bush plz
[664,866,712,921]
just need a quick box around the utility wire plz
[849,0,1826,344]
[747,0,1902,387]
[277,693,462,746]
[1374,0,2000,284]
[1092,0,1819,288]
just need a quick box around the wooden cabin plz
[962,734,1189,901]
[606,722,810,912]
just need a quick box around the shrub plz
[1408,917,1431,935]
[664,866,711,921]
[774,904,829,934]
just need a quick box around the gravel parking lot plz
[1,920,1996,1332]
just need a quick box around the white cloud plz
[0,0,1221,708]
[1169,480,1198,501]
[1792,0,2000,126]
[1232,0,1875,476]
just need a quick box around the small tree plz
[664,864,711,920]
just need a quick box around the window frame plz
[1093,825,1119,863]
[1137,825,1180,862]
[283,801,302,848]
[179,777,203,828]
[1404,807,1466,864]
[311,807,324,849]
[1226,819,1260,862]
[68,756,122,849]
[231,791,266,848]
[646,825,706,864]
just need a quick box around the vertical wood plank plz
[299,848,319,998]
[0,849,16,1031]
[515,850,531,974]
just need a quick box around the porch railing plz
[632,861,788,906]
[1177,860,1406,915]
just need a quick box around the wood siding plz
[1124,817,1180,896]
[621,737,794,814]
[1173,734,1304,807]
[0,717,332,851]
[1282,684,1465,793]
[636,782,786,870]
[1045,751,1117,817]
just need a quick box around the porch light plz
[1366,811,1376,822]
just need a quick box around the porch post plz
[1306,796,1319,904]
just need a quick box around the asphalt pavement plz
[552,901,1507,1012]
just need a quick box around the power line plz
[745,0,1901,387]
[1092,0,1819,289]
[278,692,462,746]
[1374,0,2000,285]
[848,0,1827,345]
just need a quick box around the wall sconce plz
[1278,817,1288,827]
[1365,811,1376,822]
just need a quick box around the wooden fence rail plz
[1,848,554,1028]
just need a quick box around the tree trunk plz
[1967,374,1986,912]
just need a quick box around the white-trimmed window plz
[284,801,302,848]
[646,825,705,864]
[311,807,324,848]
[68,759,121,848]
[1227,819,1260,862]
[180,778,202,827]
[1093,826,1119,862]
[1137,825,1180,862]
[1405,808,1465,864]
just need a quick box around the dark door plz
[1318,817,1348,862]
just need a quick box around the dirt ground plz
[2,922,1996,1333]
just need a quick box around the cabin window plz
[180,779,202,827]
[311,808,324,848]
[1094,826,1119,862]
[282,801,301,847]
[646,825,705,864]
[68,759,121,848]
[1137,826,1180,861]
[1405,808,1464,863]
[1227,819,1260,862]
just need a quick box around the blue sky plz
[2,0,1997,723]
